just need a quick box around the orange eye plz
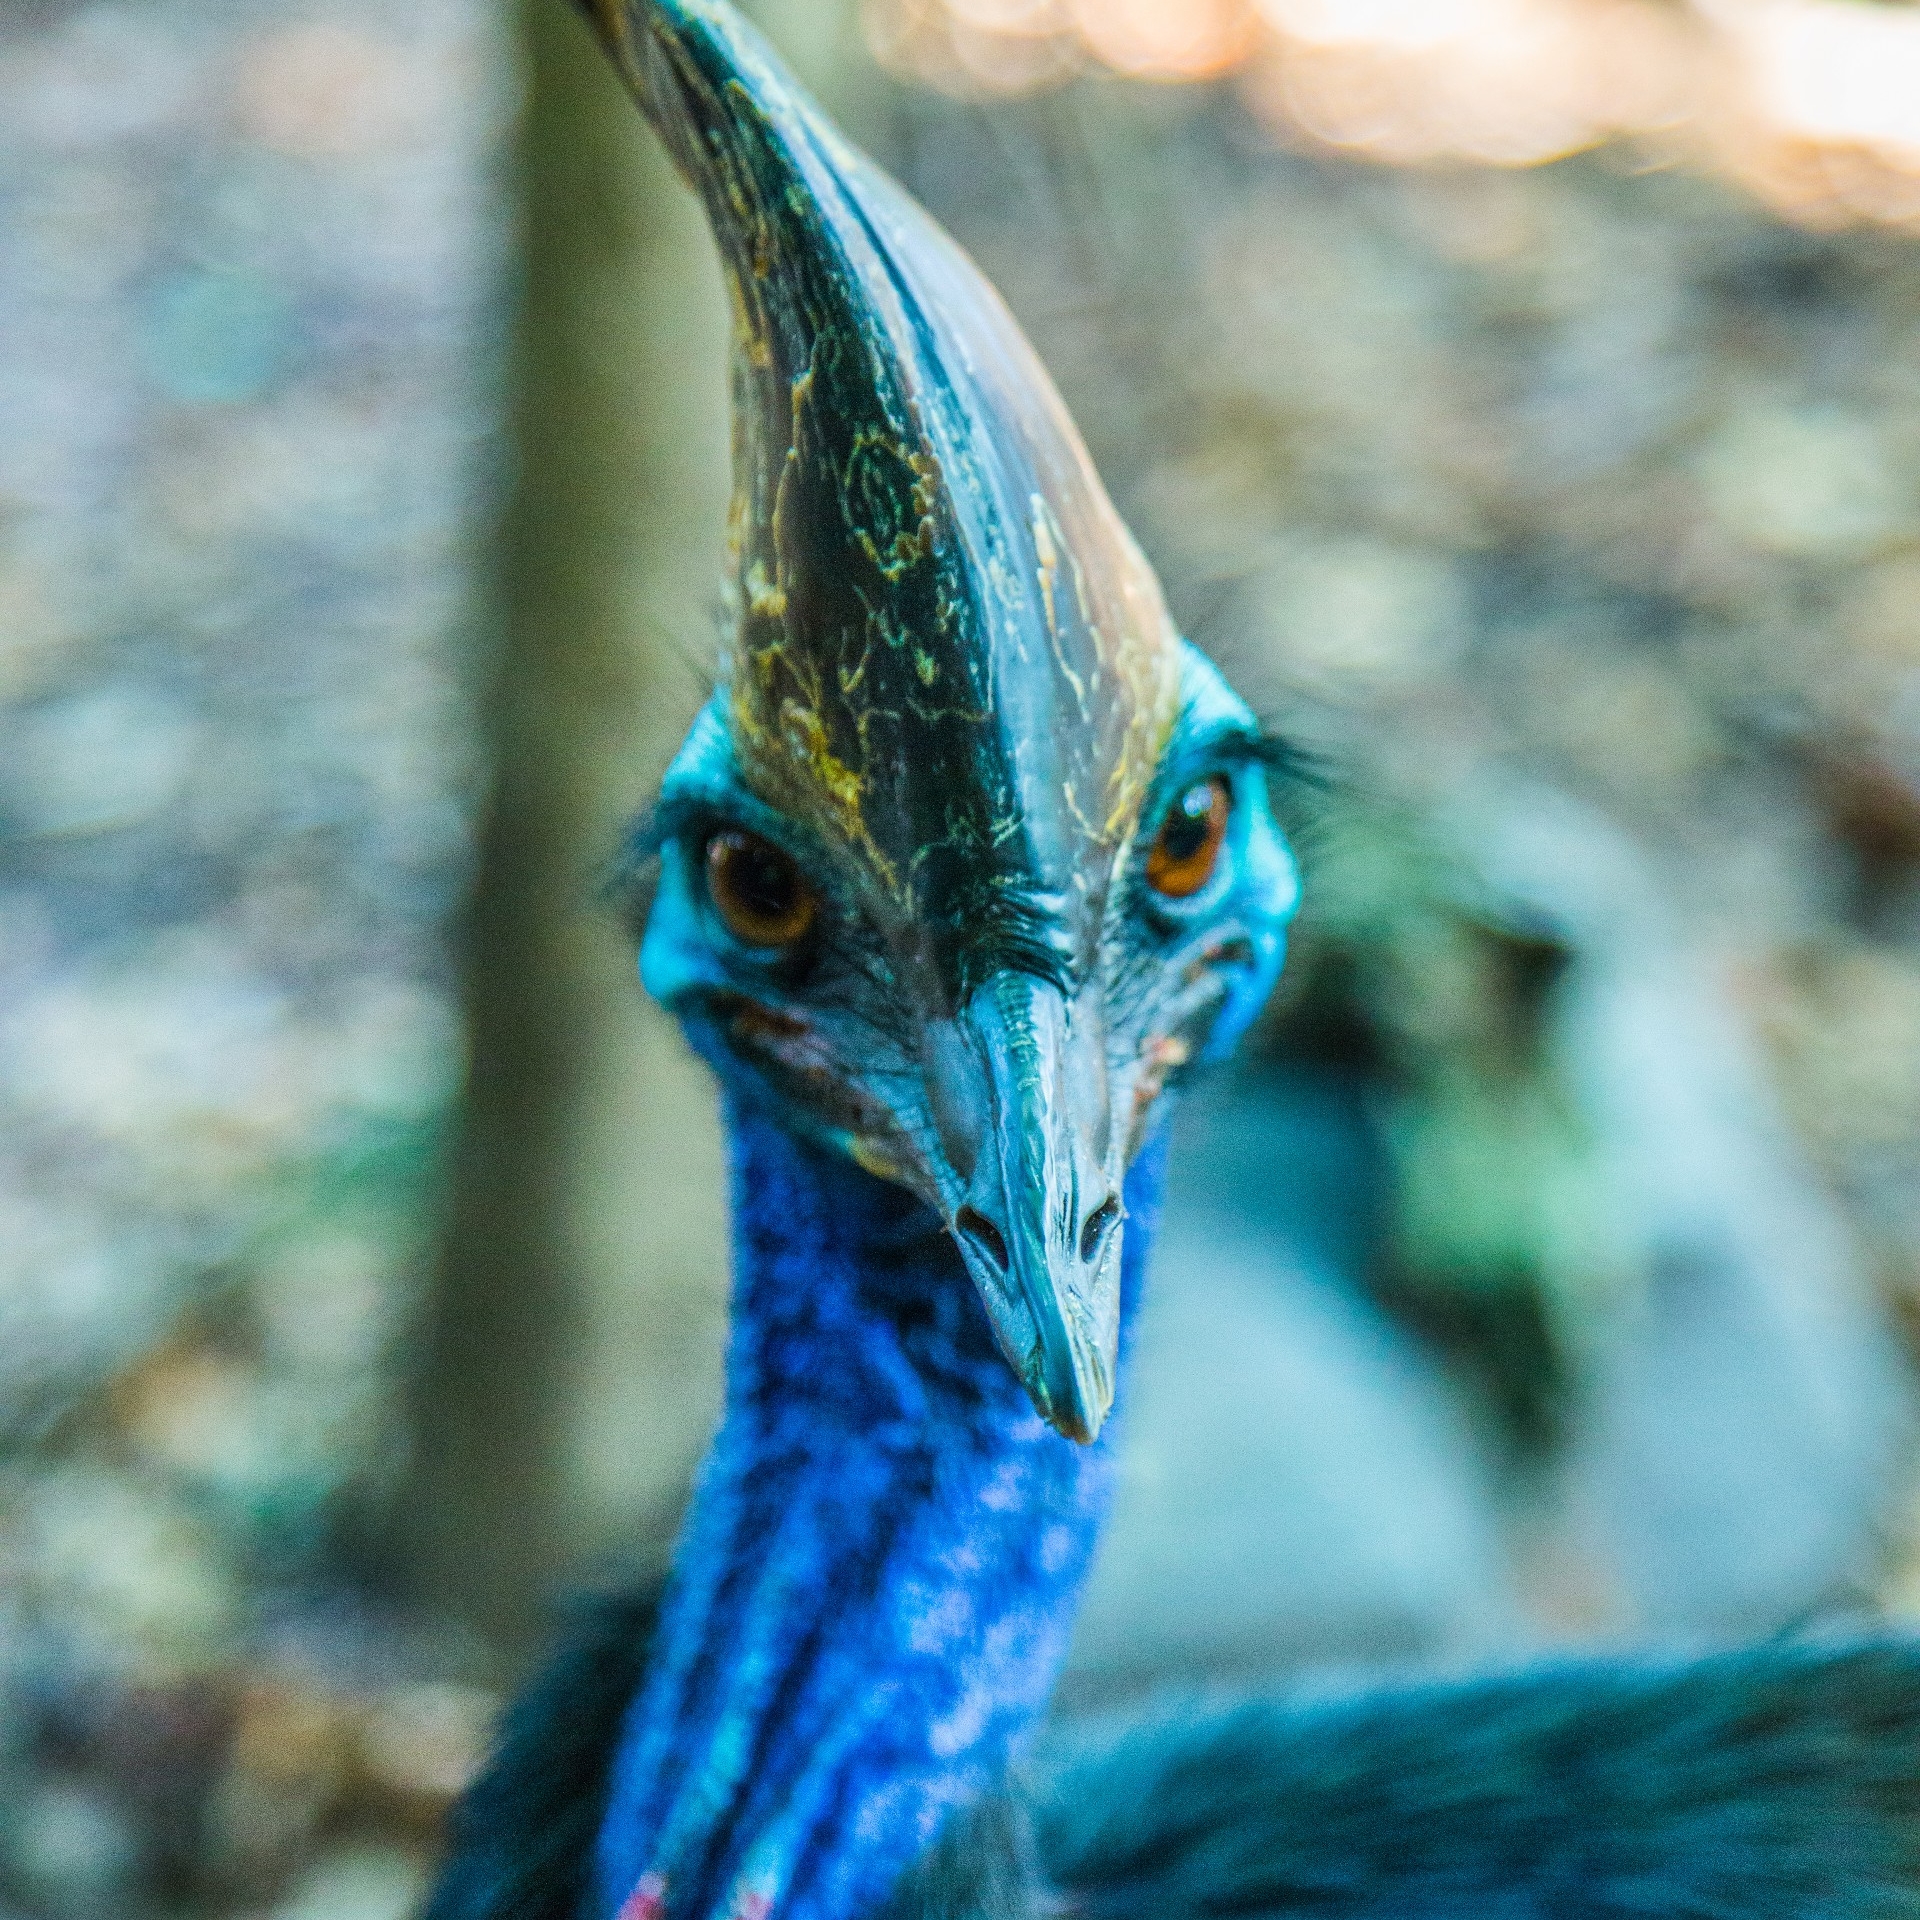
[1146,777,1230,899]
[705,830,817,948]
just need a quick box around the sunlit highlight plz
[947,0,1070,31]
[867,0,1920,229]
[1071,0,1259,79]
[1739,0,1920,161]
[1261,0,1490,54]
[1250,0,1692,167]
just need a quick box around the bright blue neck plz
[594,1098,1166,1920]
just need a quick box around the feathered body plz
[427,3,1920,1917]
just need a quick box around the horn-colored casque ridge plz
[585,0,1180,991]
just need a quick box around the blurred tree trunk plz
[401,0,733,1662]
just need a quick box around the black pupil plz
[1160,784,1215,863]
[730,838,798,922]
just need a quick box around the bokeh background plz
[7,0,1920,1912]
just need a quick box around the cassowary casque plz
[425,4,1920,1918]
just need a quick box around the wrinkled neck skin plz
[594,1097,1167,1920]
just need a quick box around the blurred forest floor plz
[4,0,1920,1914]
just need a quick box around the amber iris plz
[1146,777,1231,898]
[706,830,818,947]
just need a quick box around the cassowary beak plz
[923,972,1124,1444]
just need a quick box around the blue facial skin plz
[636,639,1299,1182]
[1127,645,1300,1066]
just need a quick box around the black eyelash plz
[1235,725,1327,790]
[603,787,771,911]
[601,798,669,916]
[1152,723,1322,813]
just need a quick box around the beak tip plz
[1025,1365,1112,1446]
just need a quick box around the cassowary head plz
[603,0,1299,1443]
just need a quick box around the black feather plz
[1034,1636,1920,1920]
[877,1795,1043,1920]
[423,1581,659,1920]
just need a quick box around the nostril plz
[955,1206,1009,1271]
[1079,1195,1121,1265]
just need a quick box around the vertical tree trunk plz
[403,0,733,1660]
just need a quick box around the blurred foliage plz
[1271,797,1626,1448]
[0,0,508,1911]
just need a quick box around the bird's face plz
[637,641,1298,1443]
[589,0,1299,1441]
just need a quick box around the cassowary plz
[427,3,1920,1916]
